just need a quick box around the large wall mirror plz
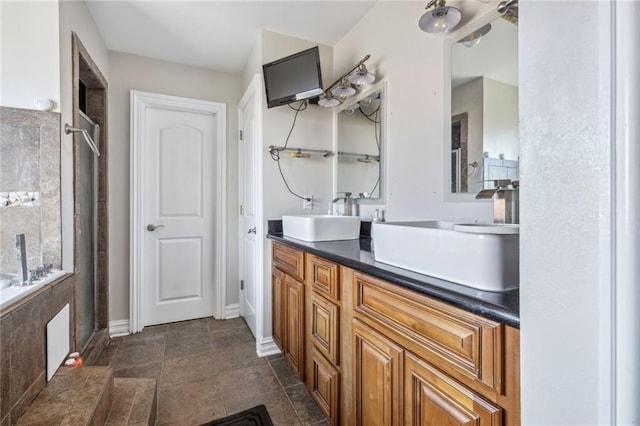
[446,9,518,199]
[334,82,385,202]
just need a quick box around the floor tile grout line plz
[267,360,312,425]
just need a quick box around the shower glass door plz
[78,111,98,349]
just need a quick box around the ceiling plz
[85,0,378,74]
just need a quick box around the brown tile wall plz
[0,107,62,273]
[0,274,75,425]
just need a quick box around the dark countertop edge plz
[267,233,520,329]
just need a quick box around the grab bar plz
[65,123,100,156]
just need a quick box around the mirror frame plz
[332,80,387,204]
[443,8,503,202]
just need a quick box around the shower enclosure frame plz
[72,33,109,356]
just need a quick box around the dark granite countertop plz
[267,223,519,328]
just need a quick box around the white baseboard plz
[225,303,240,319]
[109,319,130,337]
[257,336,281,357]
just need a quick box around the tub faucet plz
[331,192,359,216]
[476,179,519,224]
[15,234,28,286]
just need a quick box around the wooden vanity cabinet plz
[349,270,520,426]
[271,242,520,426]
[272,242,306,379]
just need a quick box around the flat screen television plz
[262,46,323,108]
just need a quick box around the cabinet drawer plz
[354,272,503,392]
[311,348,340,425]
[308,255,340,302]
[272,243,304,281]
[311,293,340,366]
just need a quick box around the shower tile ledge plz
[0,271,71,314]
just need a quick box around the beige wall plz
[108,51,242,322]
[58,0,110,273]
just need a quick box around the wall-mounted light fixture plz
[418,0,462,34]
[318,54,375,109]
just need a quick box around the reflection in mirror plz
[450,11,518,194]
[336,88,382,200]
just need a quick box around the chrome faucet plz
[476,179,519,224]
[331,192,359,216]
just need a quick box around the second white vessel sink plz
[283,215,361,242]
[372,221,519,292]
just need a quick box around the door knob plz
[147,224,165,232]
[247,227,256,234]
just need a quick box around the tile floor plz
[95,317,328,425]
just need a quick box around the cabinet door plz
[311,348,340,425]
[404,351,502,426]
[311,293,340,365]
[272,267,285,351]
[285,274,305,379]
[353,319,403,426]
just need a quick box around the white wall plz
[58,0,110,273]
[333,1,494,223]
[0,1,60,111]
[520,1,614,424]
[108,51,242,322]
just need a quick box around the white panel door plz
[143,107,216,325]
[239,87,258,337]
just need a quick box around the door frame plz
[238,75,265,348]
[130,90,227,333]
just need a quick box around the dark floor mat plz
[199,404,273,426]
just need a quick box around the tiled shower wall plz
[0,107,61,274]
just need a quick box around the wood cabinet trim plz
[272,267,285,351]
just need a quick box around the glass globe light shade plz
[418,5,461,33]
[331,78,356,101]
[458,23,492,48]
[318,94,340,108]
[348,64,375,88]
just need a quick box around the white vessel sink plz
[283,215,361,242]
[372,221,519,292]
